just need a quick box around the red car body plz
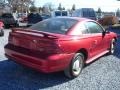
[0,20,4,36]
[4,17,117,76]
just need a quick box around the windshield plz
[29,18,78,34]
[62,11,68,16]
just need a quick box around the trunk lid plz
[9,28,64,54]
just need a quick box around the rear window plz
[29,18,78,34]
[55,11,61,16]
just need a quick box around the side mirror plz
[105,28,110,33]
[103,29,110,36]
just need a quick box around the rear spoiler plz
[11,28,58,39]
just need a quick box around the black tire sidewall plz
[110,39,116,54]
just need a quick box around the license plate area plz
[13,37,35,49]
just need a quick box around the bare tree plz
[43,2,55,11]
[29,6,37,13]
[97,7,102,13]
[7,0,35,13]
[62,7,65,10]
[72,4,76,11]
[0,0,8,8]
[58,3,62,10]
[0,0,6,4]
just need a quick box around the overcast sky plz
[35,0,120,11]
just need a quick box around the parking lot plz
[0,29,120,90]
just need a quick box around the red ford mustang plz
[5,17,117,78]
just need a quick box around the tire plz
[64,53,84,78]
[109,39,116,54]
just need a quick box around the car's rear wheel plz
[109,39,116,54]
[64,53,84,78]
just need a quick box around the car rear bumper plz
[5,45,74,73]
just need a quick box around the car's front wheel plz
[64,53,84,78]
[109,39,116,54]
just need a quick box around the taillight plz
[38,40,63,54]
[45,44,62,54]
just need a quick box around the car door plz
[85,21,106,57]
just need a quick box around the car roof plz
[54,16,94,22]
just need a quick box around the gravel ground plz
[0,29,120,90]
[0,29,9,61]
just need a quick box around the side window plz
[85,22,103,33]
[71,23,88,35]
[62,11,68,16]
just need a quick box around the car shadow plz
[114,40,120,59]
[0,60,70,90]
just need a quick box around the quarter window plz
[79,23,88,34]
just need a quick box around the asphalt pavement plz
[0,29,120,90]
